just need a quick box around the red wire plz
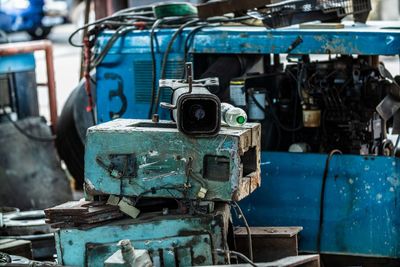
[83,36,94,113]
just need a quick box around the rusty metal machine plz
[52,74,261,266]
[54,0,400,266]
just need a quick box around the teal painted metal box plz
[55,204,230,266]
[84,119,261,202]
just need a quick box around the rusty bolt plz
[152,114,160,123]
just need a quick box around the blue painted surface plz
[85,119,260,202]
[0,54,35,73]
[0,0,44,32]
[94,22,400,258]
[95,52,180,123]
[96,21,400,123]
[56,208,229,266]
[239,152,400,258]
[97,21,400,56]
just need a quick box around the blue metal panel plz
[95,21,400,122]
[0,53,35,73]
[238,152,400,258]
[56,206,229,266]
[94,21,400,259]
[96,52,184,123]
[97,21,400,56]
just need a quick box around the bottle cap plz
[236,116,246,124]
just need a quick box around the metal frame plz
[0,40,58,129]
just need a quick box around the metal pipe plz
[80,0,92,80]
[0,233,54,240]
[0,40,58,130]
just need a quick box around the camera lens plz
[189,104,206,121]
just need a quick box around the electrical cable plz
[69,10,255,119]
[148,18,165,119]
[316,149,342,253]
[147,16,197,118]
[68,14,156,47]
[154,18,201,114]
[292,63,304,141]
[181,15,253,71]
[91,25,137,68]
[185,157,207,188]
[133,184,186,205]
[232,201,253,262]
[248,91,303,132]
[96,155,186,201]
[182,24,210,75]
[215,249,257,267]
[1,109,56,142]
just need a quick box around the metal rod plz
[186,62,193,93]
[80,0,92,80]
[0,40,58,130]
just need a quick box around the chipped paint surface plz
[239,152,400,258]
[95,22,400,124]
[97,21,400,57]
[56,204,230,266]
[85,119,261,202]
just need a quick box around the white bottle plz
[221,103,247,127]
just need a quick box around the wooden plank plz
[263,255,320,267]
[234,227,303,262]
[235,227,303,237]
[299,23,345,29]
[201,255,320,266]
[45,201,123,228]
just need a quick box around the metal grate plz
[250,0,371,28]
[133,60,184,103]
[318,0,372,14]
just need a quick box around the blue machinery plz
[56,119,261,266]
[92,21,400,261]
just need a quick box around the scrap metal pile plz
[45,67,263,266]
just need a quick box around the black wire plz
[91,26,137,68]
[154,18,200,114]
[186,157,207,188]
[232,201,253,261]
[1,110,56,142]
[292,63,305,141]
[148,19,164,119]
[70,13,254,119]
[159,18,200,80]
[147,16,192,118]
[249,91,303,132]
[181,22,223,79]
[316,149,342,253]
[68,14,157,48]
[182,25,208,74]
[180,15,252,71]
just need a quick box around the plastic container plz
[221,103,247,127]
